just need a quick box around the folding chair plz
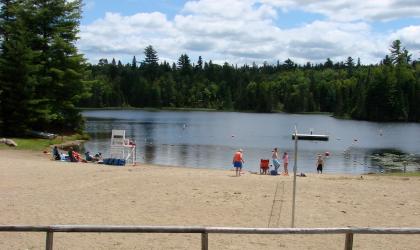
[260,159,270,175]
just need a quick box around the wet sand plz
[1,149,419,249]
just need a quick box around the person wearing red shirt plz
[232,149,244,176]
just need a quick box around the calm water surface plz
[82,110,420,174]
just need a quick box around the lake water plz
[82,110,420,174]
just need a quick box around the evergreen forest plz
[1,0,419,137]
[81,42,420,123]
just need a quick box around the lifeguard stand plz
[110,129,136,165]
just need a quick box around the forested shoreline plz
[82,43,419,123]
[1,1,419,137]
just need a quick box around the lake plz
[82,110,420,174]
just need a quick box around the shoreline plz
[80,107,420,124]
[1,149,419,249]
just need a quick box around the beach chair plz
[260,159,269,175]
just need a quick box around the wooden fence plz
[1,225,420,250]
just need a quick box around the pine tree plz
[196,56,203,70]
[346,56,354,76]
[143,45,159,81]
[131,55,137,69]
[177,54,192,75]
[0,0,36,135]
[324,58,334,68]
[25,0,89,131]
[144,45,158,65]
[390,40,411,66]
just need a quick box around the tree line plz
[1,0,419,137]
[0,0,90,136]
[82,42,419,122]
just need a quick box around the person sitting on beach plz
[85,152,102,162]
[73,151,83,162]
[85,151,94,161]
[68,147,83,162]
[232,149,244,177]
[94,152,103,162]
[68,147,77,162]
[52,146,61,160]
[316,154,324,174]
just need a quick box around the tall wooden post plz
[344,233,353,250]
[46,231,53,250]
[201,233,208,250]
[291,126,298,228]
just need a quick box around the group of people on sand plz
[271,147,289,176]
[232,148,325,176]
[232,148,289,177]
[52,146,102,163]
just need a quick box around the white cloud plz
[183,0,277,21]
[261,0,420,21]
[280,21,388,63]
[78,12,179,62]
[78,0,420,65]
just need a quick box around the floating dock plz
[292,134,329,141]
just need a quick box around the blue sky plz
[78,0,420,65]
[82,0,187,24]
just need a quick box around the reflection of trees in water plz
[144,144,156,163]
[141,122,156,163]
[193,145,203,168]
[178,144,188,167]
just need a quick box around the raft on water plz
[292,134,329,141]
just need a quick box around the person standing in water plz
[316,154,324,174]
[282,152,289,176]
[232,149,244,176]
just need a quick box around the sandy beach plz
[1,149,419,249]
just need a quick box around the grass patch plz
[367,172,420,177]
[383,172,420,177]
[0,133,89,151]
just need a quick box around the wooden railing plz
[1,225,420,250]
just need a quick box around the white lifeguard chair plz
[110,129,136,165]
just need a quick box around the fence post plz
[344,233,353,250]
[46,231,54,250]
[201,233,208,250]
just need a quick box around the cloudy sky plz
[78,0,420,65]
